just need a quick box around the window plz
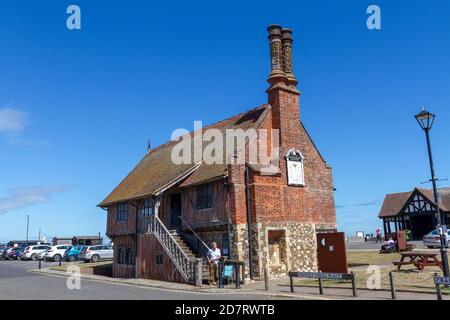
[156,254,164,265]
[117,248,125,264]
[196,185,213,210]
[140,198,154,217]
[117,202,128,221]
[127,248,135,265]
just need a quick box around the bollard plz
[195,258,203,287]
[39,258,41,270]
[389,272,397,300]
[59,258,62,267]
[318,277,324,295]
[235,263,241,289]
[264,267,269,291]
[290,274,294,293]
[351,272,357,297]
[435,273,443,301]
[218,261,224,288]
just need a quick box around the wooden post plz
[435,273,443,301]
[389,271,397,300]
[290,274,294,293]
[318,277,324,295]
[351,272,357,297]
[194,258,203,287]
[264,267,269,291]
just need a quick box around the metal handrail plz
[178,216,210,253]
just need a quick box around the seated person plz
[381,237,396,252]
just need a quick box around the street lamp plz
[415,109,449,279]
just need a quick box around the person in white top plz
[207,242,221,284]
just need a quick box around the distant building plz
[52,235,103,246]
[378,187,450,240]
[7,240,45,247]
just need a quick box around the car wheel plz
[53,254,62,262]
[30,253,36,260]
[68,255,76,262]
[91,255,99,263]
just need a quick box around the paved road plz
[0,260,292,300]
[347,240,427,251]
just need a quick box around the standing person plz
[376,228,382,243]
[207,242,221,285]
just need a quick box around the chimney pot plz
[267,25,286,87]
[281,28,297,87]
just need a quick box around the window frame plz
[196,184,213,210]
[116,202,129,222]
[140,198,155,217]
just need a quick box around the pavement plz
[0,259,446,300]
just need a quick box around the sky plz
[0,0,450,242]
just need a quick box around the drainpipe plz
[130,201,139,278]
[225,182,232,259]
[245,165,255,280]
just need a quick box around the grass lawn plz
[288,250,450,294]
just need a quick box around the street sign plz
[434,276,450,285]
[289,271,353,281]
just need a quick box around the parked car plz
[78,245,113,263]
[36,250,47,261]
[0,246,8,260]
[64,245,84,262]
[423,230,450,249]
[21,245,51,260]
[44,245,72,262]
[7,247,24,260]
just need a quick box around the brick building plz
[99,25,337,284]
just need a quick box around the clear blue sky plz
[1,0,449,242]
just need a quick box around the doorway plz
[170,193,182,231]
[410,215,435,240]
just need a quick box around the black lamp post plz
[415,109,449,279]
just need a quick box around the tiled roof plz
[378,187,450,218]
[99,104,270,206]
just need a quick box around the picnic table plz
[393,251,443,272]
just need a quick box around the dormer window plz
[286,149,305,186]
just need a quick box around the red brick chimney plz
[267,25,301,149]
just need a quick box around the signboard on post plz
[434,276,450,285]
